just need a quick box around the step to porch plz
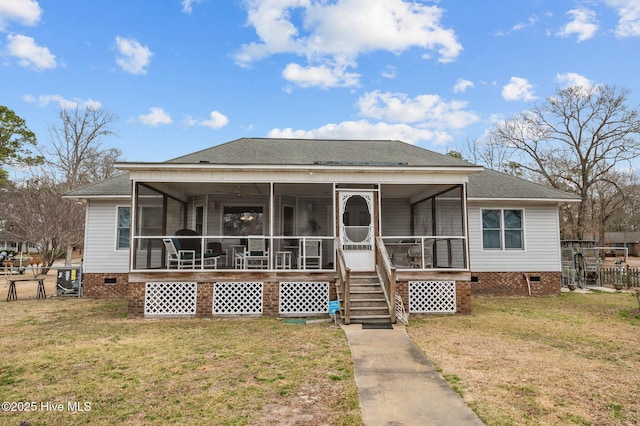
[340,272,392,324]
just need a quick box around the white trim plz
[468,197,580,203]
[115,205,131,251]
[116,162,484,174]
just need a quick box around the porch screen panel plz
[412,199,433,236]
[434,187,464,236]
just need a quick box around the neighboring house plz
[0,233,38,254]
[65,138,579,321]
[604,232,640,257]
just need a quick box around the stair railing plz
[335,237,352,324]
[375,237,397,323]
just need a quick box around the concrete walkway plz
[342,323,484,426]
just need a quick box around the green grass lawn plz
[0,299,361,425]
[4,290,638,425]
[408,291,640,426]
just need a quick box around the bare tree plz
[0,177,84,272]
[489,85,640,239]
[47,106,120,190]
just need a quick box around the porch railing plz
[375,237,397,323]
[131,235,335,272]
[335,237,351,324]
[380,236,468,270]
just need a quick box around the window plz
[482,209,523,250]
[195,205,204,235]
[117,207,131,250]
[223,206,264,236]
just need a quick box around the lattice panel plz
[409,281,456,313]
[145,282,197,316]
[279,282,329,314]
[213,282,263,314]
[395,294,409,325]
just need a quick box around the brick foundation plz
[128,282,145,318]
[91,271,558,318]
[125,278,338,318]
[471,271,561,296]
[83,273,129,299]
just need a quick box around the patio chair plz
[240,236,269,269]
[163,237,221,269]
[407,241,434,269]
[206,241,227,267]
[299,239,322,269]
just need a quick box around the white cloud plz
[23,94,102,109]
[6,34,56,70]
[115,36,153,75]
[555,72,593,89]
[453,79,474,93]
[185,111,229,129]
[181,0,202,14]
[357,90,479,129]
[268,120,448,145]
[381,65,397,79]
[0,0,41,31]
[512,15,539,31]
[604,0,640,37]
[235,0,462,87]
[557,8,598,41]
[200,111,229,129]
[138,107,172,126]
[282,62,360,88]
[502,77,536,101]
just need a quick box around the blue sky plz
[2,0,640,168]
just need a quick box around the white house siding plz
[468,202,562,272]
[84,200,130,273]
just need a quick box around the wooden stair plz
[337,272,391,324]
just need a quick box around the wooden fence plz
[599,266,640,288]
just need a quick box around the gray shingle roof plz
[63,173,131,198]
[166,138,477,167]
[64,138,579,202]
[467,168,579,201]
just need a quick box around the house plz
[0,232,39,254]
[604,232,640,257]
[65,138,579,321]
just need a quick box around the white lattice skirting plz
[145,282,197,317]
[213,282,263,315]
[279,282,329,315]
[409,281,456,313]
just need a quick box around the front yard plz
[409,291,640,425]
[0,299,361,425]
[1,290,638,425]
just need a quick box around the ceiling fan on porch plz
[233,183,265,198]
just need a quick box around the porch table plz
[6,278,46,301]
[275,251,292,269]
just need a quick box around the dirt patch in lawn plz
[408,292,640,425]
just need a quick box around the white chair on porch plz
[240,237,269,269]
[299,239,322,269]
[163,238,195,269]
[407,240,434,269]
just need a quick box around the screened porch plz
[129,181,469,272]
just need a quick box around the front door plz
[338,190,376,271]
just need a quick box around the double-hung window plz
[482,209,524,250]
[116,206,131,250]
